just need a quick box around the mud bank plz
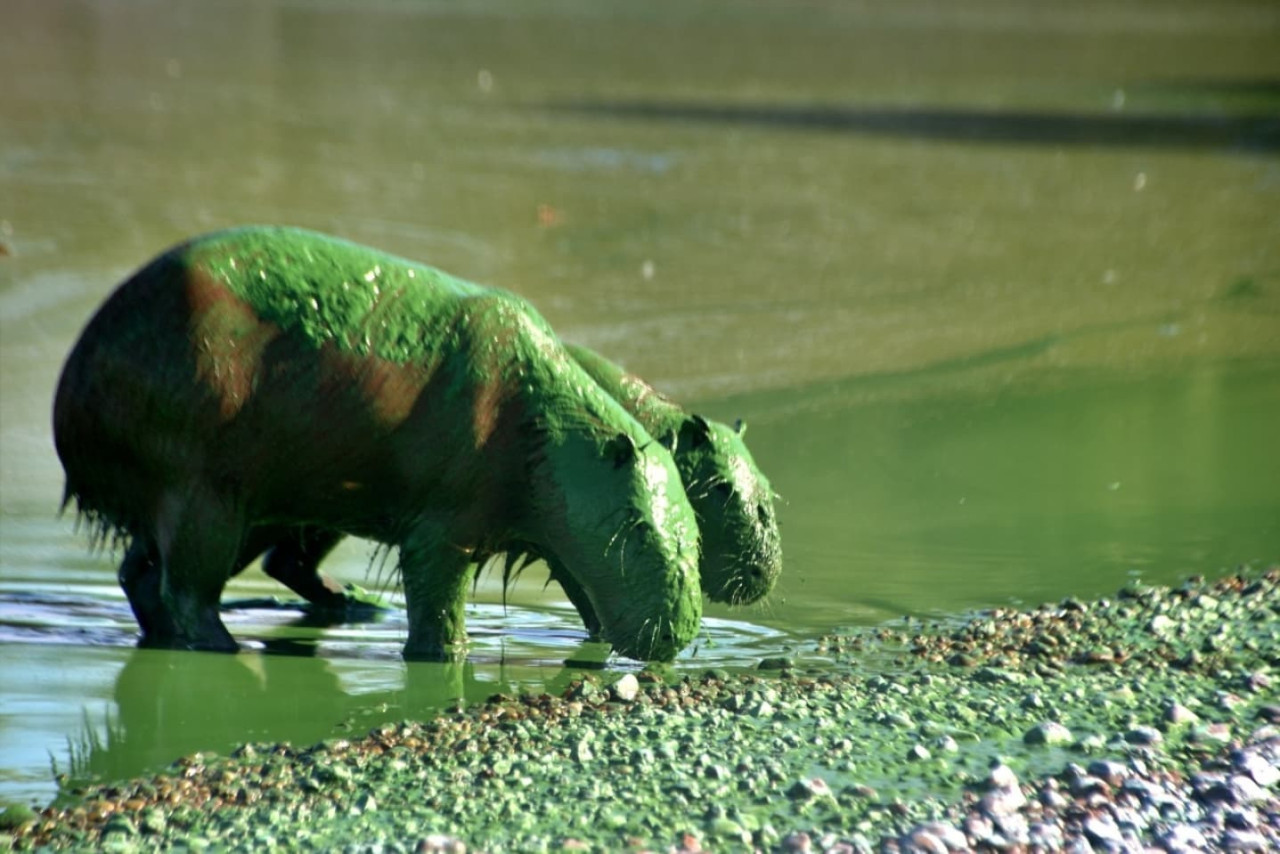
[4,568,1277,852]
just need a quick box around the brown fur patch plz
[185,270,278,422]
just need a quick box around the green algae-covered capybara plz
[235,344,783,633]
[53,226,702,661]
[564,344,781,608]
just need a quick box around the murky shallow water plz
[2,0,1278,807]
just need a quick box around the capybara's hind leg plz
[261,527,363,611]
[235,526,382,615]
[119,537,180,645]
[156,488,244,652]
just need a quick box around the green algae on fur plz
[55,226,702,662]
[185,226,487,365]
[567,343,782,606]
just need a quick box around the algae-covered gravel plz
[5,569,1278,852]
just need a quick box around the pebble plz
[1124,726,1163,746]
[1024,721,1073,746]
[1083,814,1124,849]
[611,674,640,702]
[906,744,931,762]
[1234,749,1280,788]
[12,570,1280,854]
[1222,828,1270,850]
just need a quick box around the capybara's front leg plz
[545,555,603,640]
[399,524,475,662]
[119,536,181,645]
[154,488,244,652]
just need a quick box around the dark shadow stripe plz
[551,100,1280,154]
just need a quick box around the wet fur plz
[54,227,701,661]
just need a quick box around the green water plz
[2,0,1278,807]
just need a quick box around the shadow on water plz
[552,99,1280,153]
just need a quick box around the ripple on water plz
[0,588,789,670]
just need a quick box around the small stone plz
[757,656,792,671]
[611,674,640,702]
[879,711,915,729]
[911,822,966,851]
[1228,774,1267,804]
[1124,725,1163,746]
[139,808,167,835]
[353,792,377,813]
[1164,702,1200,725]
[0,804,36,830]
[994,812,1030,846]
[900,828,947,854]
[987,762,1019,791]
[1244,671,1272,693]
[1159,824,1208,851]
[963,814,995,846]
[1221,829,1269,851]
[980,786,1027,818]
[1257,705,1280,724]
[1086,759,1128,784]
[707,817,746,840]
[572,737,594,763]
[786,777,833,801]
[1233,750,1280,787]
[780,831,812,852]
[1024,721,1073,746]
[102,814,138,837]
[1190,722,1233,744]
[1225,808,1260,830]
[1083,815,1123,847]
[1147,614,1176,635]
[1028,821,1064,850]
[906,744,932,762]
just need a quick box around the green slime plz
[56,226,704,661]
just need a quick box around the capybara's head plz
[671,415,781,606]
[528,426,702,661]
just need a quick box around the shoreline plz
[4,568,1277,852]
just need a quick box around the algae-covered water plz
[2,0,1279,808]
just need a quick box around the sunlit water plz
[2,0,1278,807]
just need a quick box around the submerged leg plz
[155,488,244,652]
[118,536,179,645]
[399,524,475,661]
[261,527,352,607]
[234,526,385,615]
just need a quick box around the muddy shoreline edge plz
[4,568,1277,852]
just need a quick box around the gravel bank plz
[4,568,1277,852]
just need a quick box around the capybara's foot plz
[305,582,388,619]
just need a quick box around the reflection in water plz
[64,649,467,793]
[57,614,785,795]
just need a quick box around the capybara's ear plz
[678,414,712,450]
[606,432,638,468]
[734,418,747,437]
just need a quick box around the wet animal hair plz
[61,488,133,556]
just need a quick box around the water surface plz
[2,0,1278,807]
